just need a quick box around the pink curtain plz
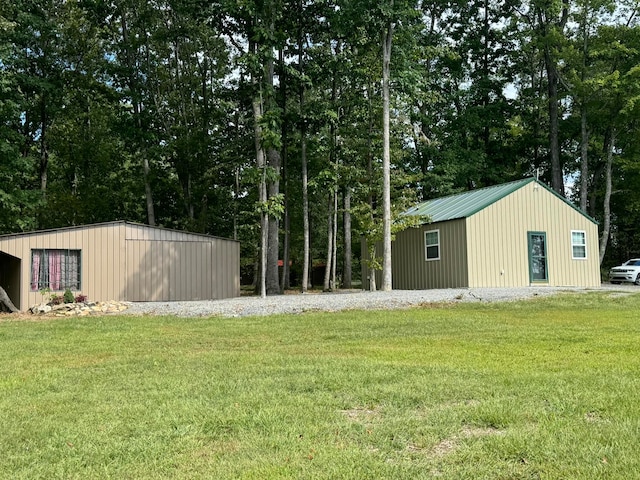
[31,250,79,291]
[31,251,41,291]
[48,251,62,291]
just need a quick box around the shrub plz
[49,295,64,306]
[75,294,88,303]
[63,289,75,304]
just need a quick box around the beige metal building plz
[363,178,601,289]
[0,221,240,311]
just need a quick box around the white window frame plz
[424,229,440,261]
[571,230,587,260]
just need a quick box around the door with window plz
[528,232,548,283]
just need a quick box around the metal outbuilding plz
[363,178,601,289]
[0,221,240,311]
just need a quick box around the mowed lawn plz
[1,292,640,479]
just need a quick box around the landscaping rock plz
[28,301,131,317]
[30,303,52,314]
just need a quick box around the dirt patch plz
[584,411,608,423]
[341,406,381,422]
[428,438,457,457]
[425,425,506,458]
[0,311,37,322]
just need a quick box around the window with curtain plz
[31,249,81,291]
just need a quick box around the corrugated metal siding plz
[466,182,600,287]
[124,235,240,302]
[0,224,126,310]
[392,220,469,289]
[124,237,169,301]
[0,221,240,310]
[88,225,124,306]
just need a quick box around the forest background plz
[1,0,639,293]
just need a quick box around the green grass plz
[1,291,640,479]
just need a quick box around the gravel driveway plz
[124,284,634,318]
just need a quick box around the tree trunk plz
[539,0,568,196]
[331,189,338,290]
[323,193,334,291]
[298,2,310,293]
[266,146,281,295]
[251,38,267,298]
[280,50,290,291]
[265,50,281,295]
[544,47,564,196]
[120,11,155,225]
[599,128,616,265]
[301,122,310,293]
[281,170,291,291]
[0,286,18,313]
[343,187,352,289]
[39,98,48,197]
[580,105,589,212]
[234,166,240,240]
[369,244,377,292]
[579,4,590,213]
[258,178,268,298]
[281,200,291,291]
[381,17,394,291]
[143,156,155,226]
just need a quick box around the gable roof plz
[404,178,597,224]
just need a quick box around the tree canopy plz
[1,0,639,289]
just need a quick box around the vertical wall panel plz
[388,219,468,290]
[176,242,186,300]
[123,234,240,302]
[202,242,211,299]
[213,239,221,298]
[0,221,240,310]
[220,240,227,298]
[219,241,227,298]
[467,183,600,287]
[364,183,599,292]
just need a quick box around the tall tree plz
[590,22,640,263]
[537,0,570,194]
[563,0,616,213]
[381,1,394,291]
[109,0,160,225]
[0,13,40,232]
[1,0,66,206]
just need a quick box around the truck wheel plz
[635,274,640,286]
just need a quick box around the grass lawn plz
[1,292,640,479]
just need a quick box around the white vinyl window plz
[571,231,587,259]
[425,230,440,261]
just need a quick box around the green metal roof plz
[404,178,537,222]
[404,177,598,224]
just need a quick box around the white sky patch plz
[564,171,578,198]
[503,82,517,100]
